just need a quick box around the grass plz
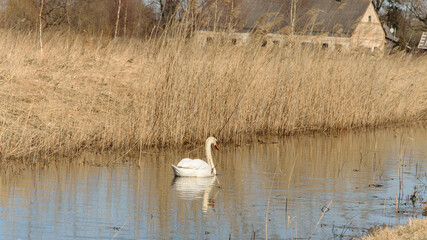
[0,28,426,164]
[360,218,427,240]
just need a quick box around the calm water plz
[1,127,426,239]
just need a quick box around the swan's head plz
[206,136,219,150]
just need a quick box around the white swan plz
[171,137,219,177]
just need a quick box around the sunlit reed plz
[0,27,425,163]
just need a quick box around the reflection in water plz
[0,126,426,239]
[171,177,220,213]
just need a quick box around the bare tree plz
[39,0,44,54]
[2,0,66,29]
[372,0,386,12]
[149,0,182,24]
[114,0,122,38]
[289,0,300,35]
[123,0,128,36]
[405,0,427,29]
[196,0,246,31]
[1,0,156,37]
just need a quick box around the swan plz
[171,136,219,177]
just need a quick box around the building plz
[196,0,386,52]
[418,32,427,50]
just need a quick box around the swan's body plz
[171,137,219,177]
[171,158,214,177]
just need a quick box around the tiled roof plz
[205,0,372,36]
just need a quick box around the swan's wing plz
[177,158,210,170]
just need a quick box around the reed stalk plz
[111,218,128,240]
[395,133,403,220]
[309,200,333,239]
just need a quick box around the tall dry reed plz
[0,28,426,163]
[360,218,427,240]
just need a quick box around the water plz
[1,126,426,239]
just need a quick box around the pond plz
[1,126,426,239]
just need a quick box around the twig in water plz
[265,149,283,240]
[395,132,408,223]
[308,200,333,240]
[265,176,274,240]
[111,217,128,240]
[251,230,256,240]
[215,175,222,188]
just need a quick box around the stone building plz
[196,0,386,52]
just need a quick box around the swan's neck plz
[205,141,216,175]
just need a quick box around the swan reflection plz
[172,177,220,213]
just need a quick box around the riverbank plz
[0,29,426,164]
[360,218,427,240]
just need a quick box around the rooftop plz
[204,0,372,36]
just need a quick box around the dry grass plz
[0,28,426,163]
[360,218,427,240]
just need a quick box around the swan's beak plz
[215,144,219,150]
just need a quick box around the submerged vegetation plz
[0,27,426,163]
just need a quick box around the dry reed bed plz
[0,29,426,162]
[360,218,427,240]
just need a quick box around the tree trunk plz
[39,0,44,55]
[114,0,122,39]
[123,0,128,37]
[290,0,299,36]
